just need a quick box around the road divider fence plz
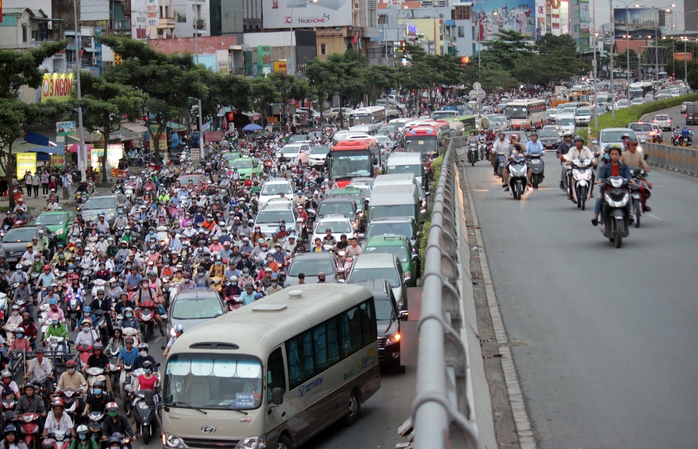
[644,142,698,177]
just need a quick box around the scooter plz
[467,143,478,166]
[138,300,156,343]
[569,158,594,210]
[507,155,528,200]
[131,386,161,445]
[478,142,487,161]
[16,412,42,449]
[86,411,105,441]
[629,167,651,228]
[41,430,70,449]
[64,294,83,331]
[527,154,545,189]
[2,398,16,422]
[598,176,630,248]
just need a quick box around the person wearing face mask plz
[70,425,98,449]
[82,380,111,417]
[116,336,137,400]
[46,298,66,323]
[74,319,100,348]
[44,314,69,356]
[57,360,86,391]
[265,273,284,295]
[11,327,31,352]
[20,312,38,349]
[132,343,156,370]
[5,304,23,328]
[101,402,136,442]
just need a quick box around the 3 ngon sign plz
[41,73,75,103]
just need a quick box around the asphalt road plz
[464,153,698,448]
[640,103,696,142]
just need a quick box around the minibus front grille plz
[181,438,240,448]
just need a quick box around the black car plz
[537,129,562,150]
[2,226,56,263]
[347,278,407,372]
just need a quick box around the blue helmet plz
[49,298,57,305]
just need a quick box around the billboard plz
[473,0,536,41]
[41,73,74,103]
[613,8,663,38]
[80,0,109,21]
[262,0,352,29]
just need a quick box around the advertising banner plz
[273,59,288,73]
[95,27,103,66]
[90,144,123,171]
[16,153,37,178]
[258,45,271,75]
[262,0,352,29]
[51,155,66,167]
[41,73,74,103]
[56,121,76,136]
[473,0,536,41]
[149,125,167,151]
[146,0,158,27]
[81,0,109,21]
[613,8,661,38]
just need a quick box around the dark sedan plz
[538,129,562,150]
[285,252,339,285]
[2,226,56,263]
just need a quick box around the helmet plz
[108,434,122,445]
[563,131,573,137]
[43,264,50,270]
[606,143,623,154]
[125,337,135,344]
[174,324,184,333]
[97,289,104,295]
[1,370,11,378]
[93,343,103,351]
[137,343,149,351]
[13,327,25,335]
[51,398,64,408]
[24,382,35,390]
[65,360,76,368]
[530,131,538,136]
[106,402,119,412]
[4,424,17,434]
[76,425,89,436]
[573,135,584,142]
[83,306,92,314]
[92,380,104,389]
[141,360,154,371]
[510,133,520,141]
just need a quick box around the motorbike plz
[85,367,107,394]
[598,176,631,248]
[467,143,478,166]
[16,412,42,449]
[507,155,528,200]
[138,300,156,343]
[629,167,651,228]
[2,398,16,422]
[41,430,70,449]
[569,159,594,210]
[130,384,161,445]
[0,292,7,317]
[478,142,487,161]
[64,294,83,330]
[527,154,545,189]
[75,344,94,368]
[86,411,105,441]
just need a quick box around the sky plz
[588,0,688,31]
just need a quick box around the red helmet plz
[51,398,64,408]
[43,265,51,271]
[510,133,520,141]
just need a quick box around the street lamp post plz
[610,0,616,119]
[72,0,86,182]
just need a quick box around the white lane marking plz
[647,213,664,221]
[465,177,537,449]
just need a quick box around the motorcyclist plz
[525,131,544,188]
[42,398,75,440]
[491,132,508,176]
[565,135,597,203]
[74,319,100,347]
[25,348,54,391]
[82,380,111,416]
[1,370,20,400]
[101,402,136,441]
[69,425,98,449]
[133,279,165,336]
[501,134,525,192]
[591,144,634,226]
[557,132,574,188]
[56,360,86,391]
[83,343,113,395]
[16,382,47,433]
[132,343,156,370]
[621,136,653,211]
[0,424,28,449]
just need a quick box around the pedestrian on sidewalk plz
[41,170,49,197]
[32,170,40,198]
[61,172,72,200]
[23,171,32,198]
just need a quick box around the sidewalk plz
[0,186,111,221]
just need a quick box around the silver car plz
[653,114,672,131]
[167,289,226,334]
[346,253,407,309]
[594,128,644,155]
[78,194,130,225]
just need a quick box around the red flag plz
[351,34,358,45]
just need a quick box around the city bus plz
[349,106,386,126]
[328,138,382,187]
[628,81,653,100]
[162,284,381,449]
[404,121,450,159]
[504,99,547,130]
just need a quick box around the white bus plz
[504,99,547,130]
[349,106,386,126]
[162,284,381,449]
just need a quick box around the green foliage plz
[0,41,67,100]
[250,77,281,124]
[590,92,698,136]
[688,70,698,91]
[417,153,444,270]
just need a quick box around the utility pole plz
[195,5,204,160]
[609,0,615,119]
[73,0,86,182]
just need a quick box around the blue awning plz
[444,19,455,26]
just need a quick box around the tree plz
[0,43,66,207]
[250,77,281,125]
[361,65,397,104]
[99,36,207,163]
[688,69,698,91]
[198,70,253,128]
[71,73,145,183]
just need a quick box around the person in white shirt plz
[565,135,597,203]
[42,399,75,439]
[491,132,508,176]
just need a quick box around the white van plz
[386,153,425,189]
[556,113,576,135]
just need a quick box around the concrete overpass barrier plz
[644,142,698,177]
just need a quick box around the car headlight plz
[234,435,266,449]
[163,433,186,448]
[385,332,401,346]
[55,229,64,236]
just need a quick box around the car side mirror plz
[272,387,284,405]
[643,153,648,161]
[399,310,409,321]
[411,253,418,261]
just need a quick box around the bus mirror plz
[372,156,378,165]
[272,388,284,405]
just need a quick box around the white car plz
[276,144,309,167]
[307,145,330,167]
[312,215,358,247]
[258,179,294,207]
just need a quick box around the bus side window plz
[267,348,286,403]
[358,300,377,346]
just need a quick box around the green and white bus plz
[162,284,381,449]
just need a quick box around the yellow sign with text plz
[16,152,37,177]
[41,73,75,103]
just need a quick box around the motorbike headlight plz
[163,433,186,448]
[234,435,266,449]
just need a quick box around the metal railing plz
[644,142,698,177]
[412,139,478,449]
